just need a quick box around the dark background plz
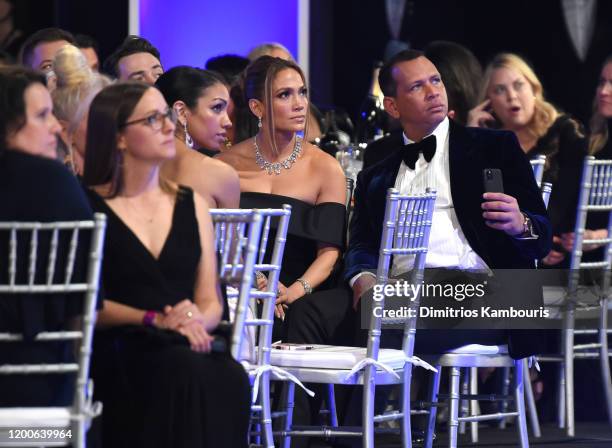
[10,0,612,126]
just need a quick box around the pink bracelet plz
[143,310,157,327]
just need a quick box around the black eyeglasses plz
[122,108,178,131]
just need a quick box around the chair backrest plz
[210,206,292,364]
[0,213,106,415]
[345,177,355,241]
[366,188,436,361]
[530,155,546,187]
[541,182,553,210]
[568,157,612,290]
[210,209,264,359]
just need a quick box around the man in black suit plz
[345,50,552,358]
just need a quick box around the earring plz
[257,117,262,129]
[184,121,194,148]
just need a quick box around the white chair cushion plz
[0,407,70,428]
[270,344,407,370]
[448,344,508,355]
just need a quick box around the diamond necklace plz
[254,134,303,175]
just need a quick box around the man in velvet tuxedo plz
[345,50,552,359]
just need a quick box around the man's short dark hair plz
[74,34,99,52]
[378,49,424,97]
[18,27,75,67]
[103,35,161,78]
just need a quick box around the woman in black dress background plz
[0,66,94,407]
[82,82,250,448]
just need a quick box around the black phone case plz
[483,168,504,193]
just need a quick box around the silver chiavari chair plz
[0,214,106,448]
[211,206,292,448]
[530,155,547,188]
[537,156,612,436]
[272,188,438,448]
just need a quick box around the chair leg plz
[459,368,468,435]
[469,367,479,443]
[557,361,566,429]
[498,367,511,429]
[564,326,575,437]
[327,384,338,427]
[514,360,530,448]
[424,366,441,448]
[282,382,295,448]
[362,364,376,448]
[402,363,413,448]
[259,371,274,448]
[523,358,541,438]
[599,296,612,428]
[448,367,461,448]
[73,420,85,448]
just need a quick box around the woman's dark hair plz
[155,66,226,110]
[0,66,46,155]
[242,56,308,153]
[82,82,150,197]
[425,41,483,125]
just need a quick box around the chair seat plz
[0,407,70,428]
[267,344,409,385]
[422,344,515,368]
[449,344,508,355]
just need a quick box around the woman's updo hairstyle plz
[52,44,111,134]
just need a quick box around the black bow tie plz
[402,135,437,169]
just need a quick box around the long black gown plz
[239,192,352,345]
[240,192,353,433]
[86,187,250,448]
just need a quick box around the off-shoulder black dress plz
[240,192,353,345]
[86,187,250,448]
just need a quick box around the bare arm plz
[280,154,347,304]
[207,158,241,209]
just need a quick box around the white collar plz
[402,117,450,145]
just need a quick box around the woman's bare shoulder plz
[305,143,344,177]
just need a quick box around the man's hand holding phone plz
[482,169,525,236]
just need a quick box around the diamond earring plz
[184,121,194,148]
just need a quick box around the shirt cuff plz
[349,271,377,288]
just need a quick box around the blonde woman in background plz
[468,53,587,266]
[52,44,111,175]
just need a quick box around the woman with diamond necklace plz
[217,56,351,345]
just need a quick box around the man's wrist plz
[513,212,538,240]
[349,271,377,289]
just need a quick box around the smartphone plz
[483,168,504,194]
[272,343,315,351]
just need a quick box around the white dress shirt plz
[350,117,489,287]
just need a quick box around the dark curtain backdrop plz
[10,0,128,67]
[11,0,612,127]
[321,0,612,126]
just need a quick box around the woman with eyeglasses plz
[82,82,250,448]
